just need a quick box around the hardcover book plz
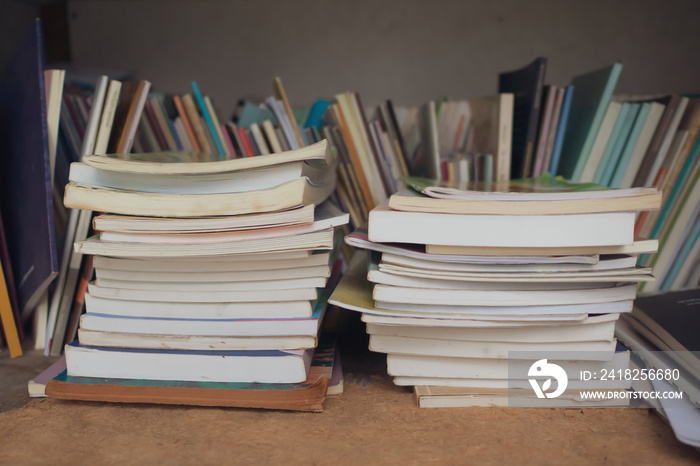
[0,19,58,317]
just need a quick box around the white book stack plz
[331,176,662,408]
[62,140,349,384]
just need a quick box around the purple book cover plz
[0,19,59,317]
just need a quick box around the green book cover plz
[558,63,623,181]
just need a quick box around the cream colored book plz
[413,386,629,408]
[95,264,330,283]
[425,238,658,256]
[388,184,662,215]
[65,176,336,218]
[77,329,318,351]
[84,292,314,319]
[76,228,335,257]
[372,283,638,307]
[92,252,328,272]
[93,204,315,233]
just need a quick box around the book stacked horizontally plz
[46,139,349,411]
[330,175,662,408]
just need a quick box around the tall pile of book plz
[330,175,662,407]
[44,139,349,411]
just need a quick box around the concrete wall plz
[55,0,700,118]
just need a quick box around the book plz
[633,95,689,187]
[95,203,347,244]
[77,330,318,351]
[413,385,628,408]
[86,282,319,303]
[557,62,623,180]
[94,263,330,283]
[92,252,328,272]
[548,85,574,175]
[416,100,441,179]
[69,154,334,195]
[0,19,59,316]
[83,293,315,319]
[617,101,665,188]
[64,340,314,383]
[344,226,600,265]
[368,203,636,248]
[191,81,225,158]
[389,176,661,215]
[424,238,658,257]
[45,335,337,411]
[599,102,641,186]
[0,245,22,357]
[367,318,616,343]
[498,57,547,178]
[65,176,336,218]
[27,356,67,397]
[369,334,617,360]
[579,101,622,183]
[92,203,316,233]
[107,79,151,154]
[539,86,565,176]
[466,93,514,182]
[531,85,557,177]
[387,342,629,379]
[628,289,700,380]
[372,282,637,307]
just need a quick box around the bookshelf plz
[1,1,700,462]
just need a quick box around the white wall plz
[68,0,700,119]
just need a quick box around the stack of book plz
[330,175,662,407]
[45,139,349,411]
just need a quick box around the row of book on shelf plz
[1,20,699,426]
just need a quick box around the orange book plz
[0,254,22,357]
[181,94,212,154]
[236,127,256,157]
[173,95,201,153]
[331,104,375,211]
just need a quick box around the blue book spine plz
[304,99,331,131]
[548,85,574,176]
[660,207,700,290]
[191,81,226,160]
[650,136,700,239]
[610,102,652,188]
[593,103,631,185]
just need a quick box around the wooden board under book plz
[45,334,339,412]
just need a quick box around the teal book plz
[599,103,640,187]
[304,99,331,131]
[191,81,226,159]
[660,211,700,290]
[558,63,623,181]
[236,100,277,128]
[548,85,574,175]
[45,334,338,412]
[610,102,652,188]
[650,135,700,240]
[592,103,631,184]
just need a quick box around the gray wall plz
[1,1,42,74]
[52,0,700,118]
